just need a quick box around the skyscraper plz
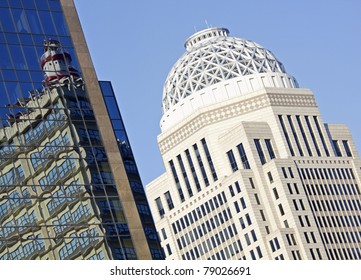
[0,0,163,260]
[146,27,361,260]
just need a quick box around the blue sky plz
[74,0,361,185]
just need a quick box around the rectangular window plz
[228,185,235,197]
[227,150,238,171]
[278,115,295,156]
[166,244,172,255]
[287,115,304,156]
[265,139,276,159]
[273,188,279,199]
[177,154,193,197]
[254,139,266,165]
[201,138,218,181]
[155,197,165,217]
[164,191,174,210]
[234,201,240,213]
[313,116,330,156]
[342,140,352,157]
[278,204,285,216]
[305,116,321,156]
[169,160,185,202]
[240,197,247,209]
[267,171,273,183]
[185,149,201,192]
[237,143,251,169]
[161,228,167,240]
[296,115,313,156]
[193,144,209,186]
[332,140,342,157]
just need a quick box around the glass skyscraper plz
[0,0,163,260]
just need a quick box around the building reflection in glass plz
[0,40,136,260]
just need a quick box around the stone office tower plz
[146,27,361,260]
[0,0,163,260]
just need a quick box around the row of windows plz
[0,0,62,11]
[155,191,174,218]
[0,234,45,260]
[316,213,361,229]
[254,138,276,165]
[310,197,361,214]
[176,215,236,252]
[169,138,218,202]
[30,132,70,170]
[327,247,361,260]
[1,211,36,237]
[332,139,353,157]
[278,115,332,157]
[309,248,323,260]
[182,239,244,260]
[0,188,31,219]
[322,230,361,245]
[0,165,24,186]
[306,183,360,198]
[300,167,356,182]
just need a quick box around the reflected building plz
[0,0,163,259]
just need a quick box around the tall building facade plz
[146,27,361,260]
[0,0,163,260]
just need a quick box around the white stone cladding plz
[146,28,361,260]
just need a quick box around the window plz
[155,198,165,217]
[245,214,252,225]
[278,115,295,156]
[256,246,263,258]
[166,244,172,255]
[273,188,279,199]
[164,191,174,210]
[287,115,304,156]
[234,201,240,213]
[332,140,342,157]
[201,138,218,181]
[237,143,251,169]
[254,139,266,165]
[278,204,285,216]
[177,154,193,197]
[227,150,238,172]
[296,115,312,156]
[240,197,246,209]
[161,228,167,240]
[267,171,273,183]
[185,149,201,192]
[193,144,209,186]
[305,116,321,156]
[265,139,275,159]
[342,140,352,157]
[251,230,257,242]
[313,116,330,156]
[229,185,235,197]
[169,160,185,202]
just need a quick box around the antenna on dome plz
[205,19,210,28]
[194,26,197,32]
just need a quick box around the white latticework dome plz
[162,27,296,113]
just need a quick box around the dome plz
[160,27,298,131]
[162,27,298,112]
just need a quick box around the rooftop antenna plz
[205,19,210,28]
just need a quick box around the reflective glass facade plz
[0,0,162,260]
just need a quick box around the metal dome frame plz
[162,28,290,113]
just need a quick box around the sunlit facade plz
[146,27,361,260]
[0,0,162,260]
